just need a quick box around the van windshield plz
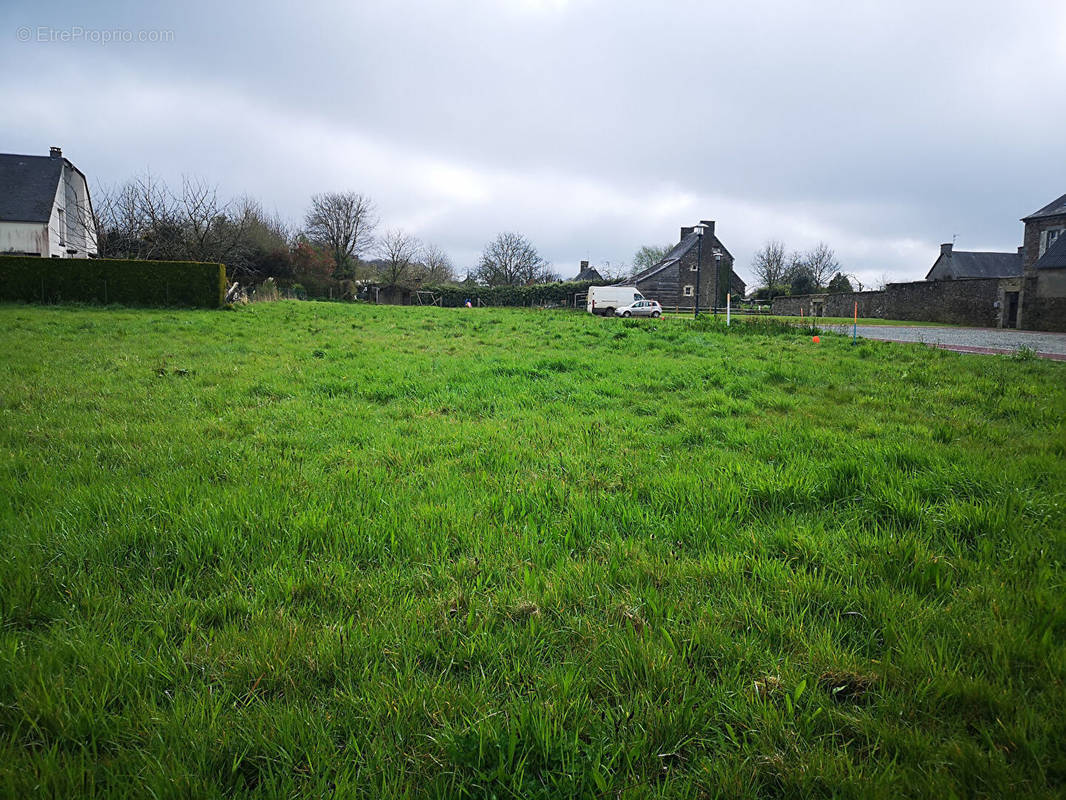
[633,294,644,301]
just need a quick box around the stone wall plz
[1023,270,1066,332]
[885,278,1002,326]
[1023,296,1066,331]
[771,278,1004,327]
[771,290,885,318]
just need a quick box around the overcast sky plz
[3,0,1064,286]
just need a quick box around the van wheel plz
[603,308,614,316]
[622,310,631,317]
[652,310,661,318]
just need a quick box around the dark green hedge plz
[0,256,226,308]
[423,281,598,308]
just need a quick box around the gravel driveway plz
[824,324,1066,360]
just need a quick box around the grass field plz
[1,301,1064,798]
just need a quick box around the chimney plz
[580,260,589,270]
[940,242,953,257]
[1018,246,1024,255]
[49,146,62,159]
[699,220,716,238]
[680,226,695,239]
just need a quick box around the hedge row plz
[0,256,226,308]
[422,281,599,308]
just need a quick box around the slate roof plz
[628,233,698,283]
[926,250,1022,280]
[628,256,680,284]
[0,154,64,223]
[573,267,603,282]
[1035,234,1066,270]
[1022,192,1066,221]
[628,231,740,286]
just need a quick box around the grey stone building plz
[628,220,746,311]
[571,260,603,282]
[1021,193,1066,269]
[925,242,1022,280]
[773,192,1066,331]
[1016,194,1066,330]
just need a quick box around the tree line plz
[91,172,864,301]
[92,175,569,297]
[748,240,857,300]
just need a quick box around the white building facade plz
[0,147,97,258]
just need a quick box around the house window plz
[683,285,694,297]
[690,262,698,271]
[1041,228,1063,256]
[57,209,65,245]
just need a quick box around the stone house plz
[925,242,1022,280]
[0,147,97,258]
[571,260,603,282]
[1017,194,1066,330]
[627,220,746,311]
[1022,193,1066,269]
[773,192,1066,331]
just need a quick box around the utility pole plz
[713,250,722,316]
[693,224,706,318]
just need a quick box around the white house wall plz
[71,164,97,256]
[0,221,50,256]
[44,162,96,258]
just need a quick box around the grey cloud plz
[2,0,1063,285]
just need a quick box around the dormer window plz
[1041,228,1062,257]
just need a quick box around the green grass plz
[1,301,1064,798]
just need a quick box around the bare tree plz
[94,171,178,260]
[93,173,297,284]
[377,229,421,287]
[417,242,457,285]
[238,199,293,248]
[750,239,789,297]
[87,183,119,256]
[802,242,841,289]
[304,192,377,274]
[474,232,552,286]
[225,199,295,282]
[632,244,673,274]
[174,176,251,265]
[598,261,630,282]
[94,172,254,266]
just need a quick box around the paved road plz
[824,324,1066,360]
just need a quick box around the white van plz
[587,285,646,316]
